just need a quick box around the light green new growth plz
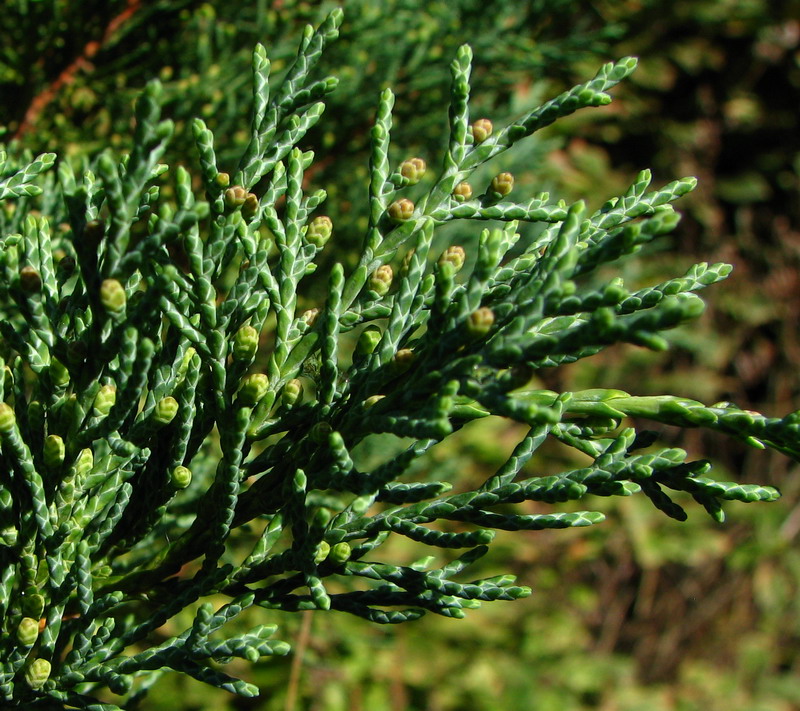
[0,7,795,709]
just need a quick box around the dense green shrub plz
[0,3,797,709]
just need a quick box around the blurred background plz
[2,1,799,708]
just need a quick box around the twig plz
[13,0,142,141]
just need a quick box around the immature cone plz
[438,245,466,272]
[238,373,269,406]
[282,378,303,407]
[399,157,426,184]
[232,324,259,361]
[466,307,495,339]
[100,279,126,314]
[369,265,393,296]
[470,118,493,143]
[153,396,179,425]
[306,215,333,248]
[310,421,333,444]
[22,593,45,619]
[43,434,65,469]
[299,308,319,328]
[170,466,192,490]
[490,172,514,198]
[355,325,382,358]
[25,659,51,690]
[19,266,42,293]
[328,541,352,564]
[387,198,414,222]
[452,181,472,202]
[93,384,117,416]
[392,348,415,374]
[16,617,39,647]
[242,192,259,220]
[224,185,248,208]
[215,172,231,187]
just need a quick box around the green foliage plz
[0,4,796,710]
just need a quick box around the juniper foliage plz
[0,7,795,709]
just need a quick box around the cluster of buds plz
[399,157,426,185]
[224,184,259,220]
[470,118,493,143]
[438,245,466,273]
[100,279,126,314]
[232,324,260,361]
[305,215,333,248]
[387,198,414,222]
[369,265,393,296]
[238,373,269,406]
[452,181,473,202]
[489,172,514,199]
[153,396,179,425]
[466,307,495,339]
[282,378,303,407]
[170,466,193,490]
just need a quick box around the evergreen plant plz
[0,7,796,709]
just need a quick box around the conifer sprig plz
[0,7,793,708]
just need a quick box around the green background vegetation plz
[2,0,798,708]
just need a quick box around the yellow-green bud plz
[170,466,192,490]
[355,325,382,358]
[0,403,16,434]
[93,384,117,416]
[368,265,393,296]
[25,658,51,690]
[310,421,332,444]
[100,279,126,314]
[387,198,414,222]
[74,448,94,479]
[490,172,514,198]
[314,541,331,564]
[238,373,269,406]
[452,181,473,202]
[224,185,248,208]
[19,266,42,293]
[153,396,179,425]
[438,245,466,272]
[282,378,303,407]
[328,541,351,564]
[306,215,333,248]
[43,435,65,469]
[399,157,426,184]
[49,357,70,387]
[232,325,259,361]
[215,172,231,187]
[363,394,385,409]
[392,348,415,374]
[84,218,105,246]
[17,617,39,647]
[300,308,319,327]
[242,192,259,220]
[470,118,493,143]
[466,307,495,339]
[22,593,45,619]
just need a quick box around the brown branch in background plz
[13,0,142,141]
[284,609,314,711]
